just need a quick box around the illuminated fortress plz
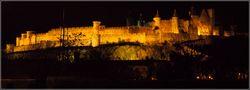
[6,8,233,53]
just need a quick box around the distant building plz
[5,8,228,53]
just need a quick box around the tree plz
[58,32,86,47]
[57,32,86,63]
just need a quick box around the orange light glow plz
[196,76,200,79]
[5,8,227,53]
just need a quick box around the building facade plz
[6,8,228,53]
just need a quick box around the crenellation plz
[16,37,20,46]
[21,33,26,39]
[5,8,234,53]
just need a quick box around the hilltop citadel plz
[5,8,235,53]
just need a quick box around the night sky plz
[1,1,249,47]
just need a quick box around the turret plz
[207,8,215,35]
[199,9,213,35]
[26,31,34,45]
[26,31,34,38]
[171,9,179,33]
[92,21,101,47]
[153,10,161,28]
[21,33,26,39]
[93,21,101,30]
[20,33,26,46]
[16,37,20,46]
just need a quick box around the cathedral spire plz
[155,10,160,17]
[173,9,177,17]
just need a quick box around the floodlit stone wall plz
[6,8,228,53]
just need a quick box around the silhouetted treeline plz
[2,37,249,88]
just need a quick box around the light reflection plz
[195,73,214,80]
[150,75,158,80]
[235,72,248,80]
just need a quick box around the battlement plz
[5,8,234,53]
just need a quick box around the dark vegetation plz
[1,36,249,88]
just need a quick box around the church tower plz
[153,10,161,29]
[171,9,179,33]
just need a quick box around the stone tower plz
[26,31,35,45]
[20,33,26,46]
[16,37,20,46]
[199,9,212,36]
[92,21,101,47]
[171,9,179,33]
[207,8,215,35]
[153,10,161,28]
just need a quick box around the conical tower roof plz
[155,10,160,17]
[173,9,177,17]
[199,9,210,24]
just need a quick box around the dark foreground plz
[2,36,249,89]
[1,60,249,89]
[2,78,248,89]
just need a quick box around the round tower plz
[26,31,34,45]
[21,33,26,39]
[21,33,26,45]
[26,31,34,38]
[93,21,101,31]
[16,37,20,46]
[171,9,179,33]
[207,8,215,35]
[153,10,161,28]
[92,21,101,47]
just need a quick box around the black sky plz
[1,1,249,46]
